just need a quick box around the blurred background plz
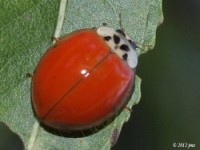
[114,0,200,149]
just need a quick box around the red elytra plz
[32,29,135,131]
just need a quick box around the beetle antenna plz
[119,13,124,31]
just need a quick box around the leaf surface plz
[0,0,163,149]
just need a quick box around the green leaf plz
[0,0,163,149]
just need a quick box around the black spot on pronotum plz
[113,34,120,45]
[120,44,129,51]
[128,40,137,49]
[116,29,126,37]
[104,36,111,41]
[122,53,128,60]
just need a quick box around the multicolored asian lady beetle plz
[31,26,138,131]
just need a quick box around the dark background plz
[114,0,200,150]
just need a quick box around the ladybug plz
[31,26,138,131]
